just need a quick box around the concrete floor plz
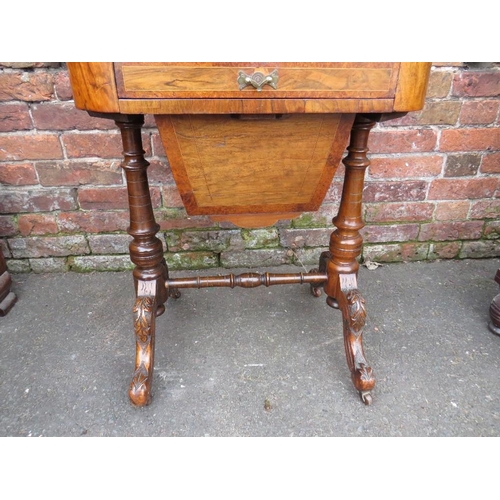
[1,258,499,436]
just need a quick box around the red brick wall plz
[0,62,499,273]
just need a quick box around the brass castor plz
[360,391,373,405]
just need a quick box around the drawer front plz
[115,63,400,99]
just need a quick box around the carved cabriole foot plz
[336,274,375,405]
[129,280,157,406]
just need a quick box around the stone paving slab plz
[0,258,499,437]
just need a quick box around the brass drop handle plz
[237,69,279,92]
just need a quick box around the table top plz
[67,62,431,115]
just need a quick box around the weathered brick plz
[428,241,462,260]
[322,181,343,204]
[0,216,17,237]
[0,188,77,213]
[426,70,453,98]
[459,240,500,258]
[31,102,115,131]
[162,184,183,207]
[147,159,174,184]
[165,229,244,253]
[362,243,429,262]
[0,238,11,258]
[144,115,157,128]
[78,186,161,210]
[368,129,437,153]
[0,63,60,69]
[484,221,500,239]
[0,134,63,161]
[69,255,134,272]
[460,100,500,125]
[361,224,419,243]
[154,209,215,230]
[291,205,338,228]
[54,71,73,100]
[363,181,428,202]
[0,163,38,185]
[0,103,32,132]
[428,178,498,200]
[57,210,129,233]
[220,249,291,268]
[452,71,500,97]
[241,228,279,249]
[381,101,460,126]
[62,132,125,159]
[292,247,328,266]
[29,257,69,273]
[9,235,90,258]
[470,199,500,219]
[368,155,443,179]
[152,132,166,156]
[365,202,434,223]
[440,128,500,152]
[434,201,470,221]
[481,152,500,174]
[418,221,484,241]
[165,251,219,270]
[6,259,31,273]
[0,71,54,101]
[87,234,132,254]
[279,228,330,248]
[444,154,481,177]
[36,160,122,186]
[18,214,58,236]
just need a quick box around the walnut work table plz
[68,62,431,406]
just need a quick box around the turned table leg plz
[115,114,169,406]
[323,114,376,404]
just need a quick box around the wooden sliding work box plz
[68,62,431,406]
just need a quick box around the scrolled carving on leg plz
[129,294,157,406]
[338,274,375,404]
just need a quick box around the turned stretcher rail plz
[165,272,327,290]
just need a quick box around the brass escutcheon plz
[237,69,279,92]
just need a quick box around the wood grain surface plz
[116,62,400,99]
[67,63,120,113]
[155,114,354,224]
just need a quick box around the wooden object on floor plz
[0,248,17,317]
[67,62,431,407]
[489,269,500,336]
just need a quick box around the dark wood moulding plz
[166,271,328,290]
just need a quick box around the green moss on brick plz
[241,228,279,249]
[363,243,429,263]
[165,251,219,270]
[68,255,134,272]
[291,212,328,229]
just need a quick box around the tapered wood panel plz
[116,63,400,99]
[155,114,354,226]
